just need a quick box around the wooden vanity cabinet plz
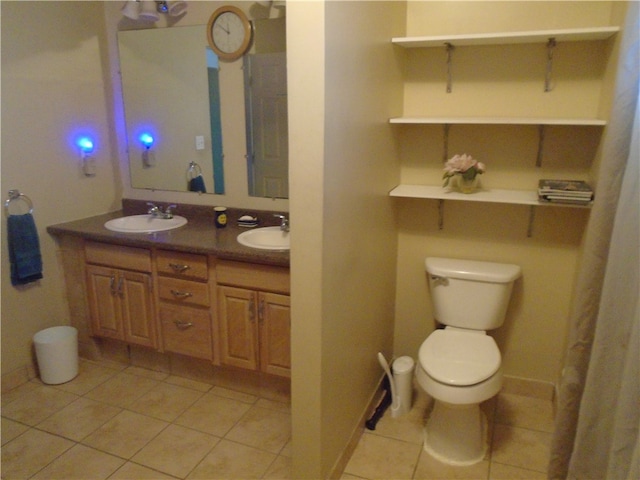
[156,250,213,360]
[85,241,156,348]
[216,260,291,377]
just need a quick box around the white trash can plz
[33,326,78,384]
[392,356,415,417]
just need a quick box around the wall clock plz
[207,6,253,61]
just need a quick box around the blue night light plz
[140,133,154,149]
[77,137,94,154]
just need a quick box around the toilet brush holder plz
[392,356,415,417]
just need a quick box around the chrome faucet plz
[273,214,289,232]
[147,202,177,219]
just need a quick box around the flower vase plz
[457,176,479,194]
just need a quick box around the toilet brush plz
[377,352,401,417]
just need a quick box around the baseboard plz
[502,374,555,401]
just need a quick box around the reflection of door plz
[245,52,288,198]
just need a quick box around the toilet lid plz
[419,329,501,386]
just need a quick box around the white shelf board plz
[392,26,620,48]
[389,184,592,208]
[389,117,607,126]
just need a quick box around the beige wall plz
[393,1,619,383]
[1,1,120,378]
[289,1,404,477]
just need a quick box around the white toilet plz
[416,257,521,466]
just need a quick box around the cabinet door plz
[259,292,291,377]
[217,285,258,371]
[120,271,156,348]
[86,265,123,340]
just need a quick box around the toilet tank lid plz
[425,257,521,283]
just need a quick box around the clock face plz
[207,6,252,61]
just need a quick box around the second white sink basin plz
[104,214,187,233]
[237,226,290,250]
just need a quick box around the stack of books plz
[538,179,594,205]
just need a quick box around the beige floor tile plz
[32,443,125,479]
[132,424,219,478]
[343,432,422,480]
[414,450,490,479]
[109,461,178,479]
[495,393,555,433]
[1,380,39,407]
[175,391,253,437]
[255,397,291,413]
[82,410,168,459]
[52,360,120,396]
[187,439,277,479]
[263,455,292,479]
[489,461,547,479]
[85,372,159,408]
[369,389,429,445]
[2,384,78,425]
[1,417,29,445]
[124,365,170,381]
[165,374,212,392]
[211,385,258,404]
[37,397,122,441]
[226,405,291,454]
[128,382,204,422]
[1,428,74,479]
[490,424,551,473]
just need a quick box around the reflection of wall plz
[120,26,215,192]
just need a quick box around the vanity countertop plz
[47,210,289,268]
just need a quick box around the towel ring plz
[4,190,34,216]
[186,161,202,180]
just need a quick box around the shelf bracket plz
[438,199,445,230]
[445,42,455,93]
[544,38,557,92]
[536,124,546,167]
[527,205,536,237]
[443,124,451,162]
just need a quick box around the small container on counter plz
[214,206,227,228]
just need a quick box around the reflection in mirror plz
[119,18,287,198]
[119,26,223,193]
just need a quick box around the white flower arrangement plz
[442,154,486,187]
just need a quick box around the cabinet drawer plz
[158,277,210,307]
[159,304,212,360]
[85,241,151,272]
[216,260,290,294]
[156,250,208,280]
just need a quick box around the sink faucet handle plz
[146,202,159,214]
[164,204,177,218]
[273,214,289,231]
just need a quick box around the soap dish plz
[238,215,259,228]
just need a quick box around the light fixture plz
[77,137,96,176]
[121,1,187,21]
[140,133,155,167]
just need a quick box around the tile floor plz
[1,358,554,480]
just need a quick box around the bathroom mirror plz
[118,18,287,198]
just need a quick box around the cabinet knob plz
[170,289,193,299]
[174,321,194,330]
[169,263,190,273]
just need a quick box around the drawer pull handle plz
[174,321,194,330]
[170,289,193,299]
[169,263,190,273]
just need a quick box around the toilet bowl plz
[417,257,521,465]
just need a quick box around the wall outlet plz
[195,135,205,150]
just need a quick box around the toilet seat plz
[419,328,501,386]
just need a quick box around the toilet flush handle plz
[431,275,449,286]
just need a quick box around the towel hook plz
[4,190,34,216]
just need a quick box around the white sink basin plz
[104,215,187,233]
[237,226,290,250]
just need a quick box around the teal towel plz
[8,213,43,285]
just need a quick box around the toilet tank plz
[425,257,521,330]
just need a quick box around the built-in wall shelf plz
[389,117,607,126]
[389,184,592,209]
[392,26,620,48]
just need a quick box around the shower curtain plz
[548,3,640,479]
